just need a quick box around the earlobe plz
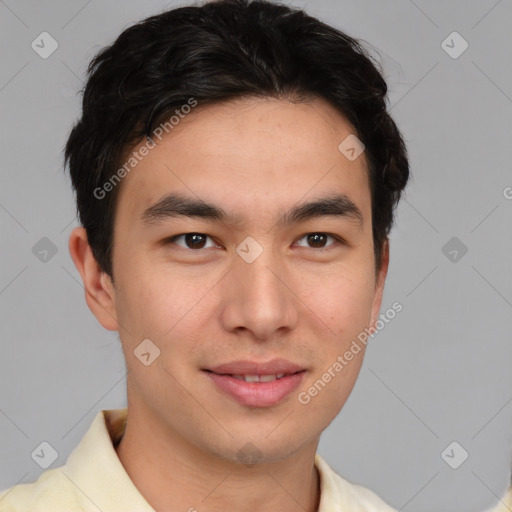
[68,226,119,331]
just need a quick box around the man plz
[0,0,409,510]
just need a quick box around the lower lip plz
[204,370,306,407]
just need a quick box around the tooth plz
[259,374,278,382]
[230,374,286,382]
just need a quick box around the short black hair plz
[64,0,409,280]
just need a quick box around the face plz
[74,97,388,464]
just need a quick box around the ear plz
[68,226,119,331]
[369,238,390,329]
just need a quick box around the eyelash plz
[164,232,345,251]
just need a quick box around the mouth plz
[205,370,305,382]
[202,366,306,407]
[204,358,306,376]
[203,370,303,382]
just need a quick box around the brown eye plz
[295,232,338,249]
[169,233,216,250]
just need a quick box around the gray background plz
[0,1,511,511]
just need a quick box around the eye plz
[295,232,341,249]
[166,233,219,250]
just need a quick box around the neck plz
[115,407,321,512]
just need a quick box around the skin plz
[69,96,389,512]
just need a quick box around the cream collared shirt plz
[0,409,396,511]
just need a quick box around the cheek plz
[115,263,216,361]
[297,269,374,413]
[113,262,176,342]
[297,343,366,430]
[299,267,376,338]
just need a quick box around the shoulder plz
[315,454,397,512]
[0,465,81,512]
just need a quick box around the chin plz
[205,432,313,467]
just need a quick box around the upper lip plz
[205,358,305,376]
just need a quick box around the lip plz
[206,358,305,376]
[204,370,306,407]
[203,358,307,408]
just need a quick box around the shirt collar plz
[65,408,154,511]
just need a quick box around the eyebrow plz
[140,192,363,228]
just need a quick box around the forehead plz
[115,97,371,225]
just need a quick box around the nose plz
[219,247,299,341]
